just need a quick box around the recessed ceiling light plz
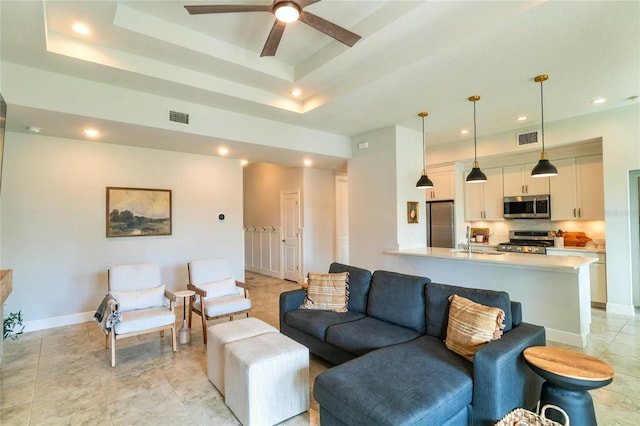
[460,129,469,135]
[218,147,229,155]
[591,98,606,104]
[291,89,302,97]
[72,23,90,35]
[83,128,99,137]
[303,159,312,167]
[517,116,528,121]
[27,126,42,133]
[241,159,249,166]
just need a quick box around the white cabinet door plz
[550,158,578,220]
[503,164,549,196]
[483,167,504,220]
[576,155,604,220]
[463,167,503,221]
[426,170,455,201]
[550,155,603,220]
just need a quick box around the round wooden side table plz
[523,346,614,426]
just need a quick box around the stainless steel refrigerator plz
[425,200,455,248]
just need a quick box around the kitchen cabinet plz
[464,167,503,221]
[503,163,549,196]
[546,249,606,307]
[550,155,604,220]
[425,169,455,200]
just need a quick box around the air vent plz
[516,130,539,147]
[169,110,189,125]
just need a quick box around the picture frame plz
[407,201,419,224]
[106,187,172,237]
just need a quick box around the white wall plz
[303,168,336,274]
[1,132,244,330]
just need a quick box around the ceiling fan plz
[184,0,361,57]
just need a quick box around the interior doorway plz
[281,190,301,282]
[335,175,349,264]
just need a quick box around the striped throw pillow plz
[300,272,349,312]
[445,294,505,362]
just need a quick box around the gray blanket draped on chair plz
[94,294,120,333]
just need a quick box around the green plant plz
[3,310,24,340]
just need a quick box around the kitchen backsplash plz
[466,220,606,246]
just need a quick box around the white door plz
[282,191,300,282]
[335,176,349,264]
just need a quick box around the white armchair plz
[107,263,176,367]
[187,259,251,344]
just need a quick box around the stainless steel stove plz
[496,230,554,254]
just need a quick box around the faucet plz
[466,225,471,255]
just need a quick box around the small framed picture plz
[407,201,419,224]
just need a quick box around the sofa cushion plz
[328,263,372,314]
[445,294,505,362]
[300,272,349,312]
[284,309,365,341]
[367,270,430,333]
[314,335,473,426]
[426,283,513,339]
[325,316,422,356]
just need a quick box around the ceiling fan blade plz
[299,11,361,47]
[184,4,272,15]
[298,0,321,7]
[261,20,287,57]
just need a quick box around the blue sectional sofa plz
[279,263,546,426]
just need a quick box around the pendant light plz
[531,74,558,177]
[416,112,434,188]
[465,95,487,183]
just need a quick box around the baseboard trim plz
[245,266,281,279]
[605,302,636,316]
[545,327,586,348]
[23,311,94,333]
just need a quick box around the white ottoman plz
[207,318,278,394]
[225,332,309,426]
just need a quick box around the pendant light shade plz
[531,74,558,178]
[416,112,434,188]
[466,96,487,183]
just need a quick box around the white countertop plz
[385,247,598,271]
[546,246,606,254]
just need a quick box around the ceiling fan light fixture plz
[274,1,300,23]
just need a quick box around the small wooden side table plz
[523,346,614,426]
[175,290,195,344]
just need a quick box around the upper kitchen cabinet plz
[550,155,604,220]
[464,167,504,221]
[503,163,550,197]
[425,168,455,201]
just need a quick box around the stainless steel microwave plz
[503,194,551,219]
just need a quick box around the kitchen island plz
[384,247,597,347]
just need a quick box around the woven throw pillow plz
[300,272,349,312]
[445,294,505,362]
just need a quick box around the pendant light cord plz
[473,100,478,161]
[421,114,426,172]
[540,79,545,152]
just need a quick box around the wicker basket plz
[496,405,569,426]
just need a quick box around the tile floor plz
[1,272,638,425]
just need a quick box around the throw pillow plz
[300,272,349,312]
[111,284,166,312]
[198,277,239,299]
[445,294,505,362]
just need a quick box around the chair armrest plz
[235,280,250,298]
[164,289,176,311]
[187,283,207,299]
[279,289,306,330]
[472,322,546,425]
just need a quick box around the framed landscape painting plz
[106,187,172,237]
